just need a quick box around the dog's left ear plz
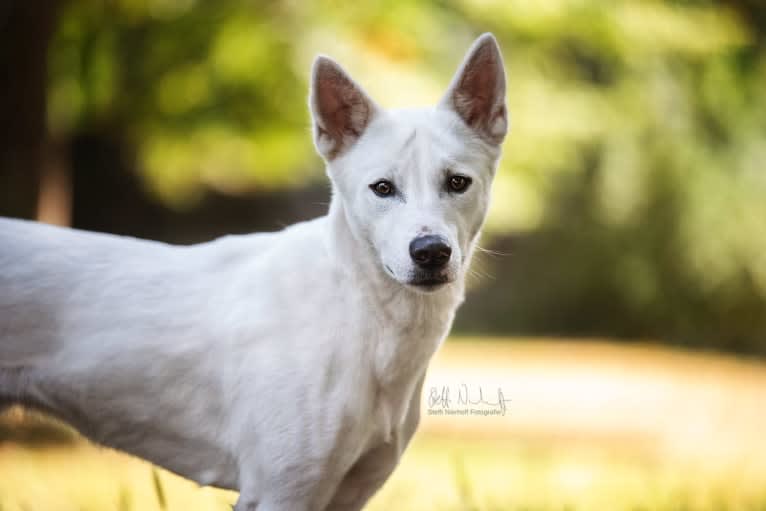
[440,33,508,145]
[309,56,379,161]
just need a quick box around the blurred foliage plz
[47,0,766,353]
[454,0,766,354]
[48,0,314,206]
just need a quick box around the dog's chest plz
[361,301,453,442]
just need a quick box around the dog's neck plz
[323,198,466,389]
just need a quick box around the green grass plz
[1,339,765,510]
[370,433,766,511]
[1,433,764,511]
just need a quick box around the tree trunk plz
[0,1,60,220]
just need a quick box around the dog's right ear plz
[309,56,378,161]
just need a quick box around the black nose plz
[409,235,452,269]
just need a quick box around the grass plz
[1,338,765,510]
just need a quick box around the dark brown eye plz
[370,180,395,197]
[447,175,471,193]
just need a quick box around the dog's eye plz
[447,175,472,193]
[370,180,395,198]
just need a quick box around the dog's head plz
[309,34,507,293]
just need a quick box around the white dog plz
[0,33,507,510]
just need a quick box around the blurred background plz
[1,0,766,510]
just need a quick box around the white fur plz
[0,34,507,510]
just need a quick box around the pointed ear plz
[309,56,378,160]
[440,33,508,145]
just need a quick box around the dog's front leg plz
[232,472,330,511]
[323,375,425,511]
[233,446,346,511]
[233,494,257,511]
[322,441,399,511]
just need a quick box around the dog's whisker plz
[475,244,511,257]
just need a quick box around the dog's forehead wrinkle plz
[401,129,417,151]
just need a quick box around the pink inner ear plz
[455,49,500,127]
[314,66,372,157]
[316,75,349,140]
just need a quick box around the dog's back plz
[0,218,176,365]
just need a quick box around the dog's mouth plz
[383,264,452,291]
[408,272,451,291]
